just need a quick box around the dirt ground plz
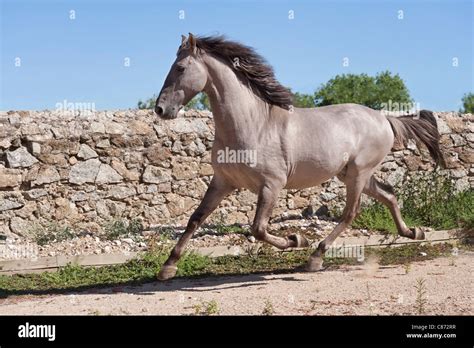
[1,252,472,315]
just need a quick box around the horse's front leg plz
[157,176,234,280]
[252,184,309,249]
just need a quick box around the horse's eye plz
[177,66,185,73]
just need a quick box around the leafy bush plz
[314,71,412,110]
[354,172,473,233]
[460,92,474,113]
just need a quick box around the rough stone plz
[128,120,153,135]
[23,189,48,200]
[0,193,24,212]
[69,192,87,202]
[69,159,101,184]
[105,121,125,135]
[142,165,172,184]
[77,144,98,160]
[31,142,41,155]
[96,139,111,148]
[38,153,69,167]
[403,156,423,171]
[146,144,172,164]
[166,193,196,216]
[107,185,136,200]
[90,122,106,133]
[172,160,200,180]
[9,216,30,236]
[110,159,140,181]
[0,168,22,188]
[168,118,210,137]
[55,197,79,220]
[0,138,12,149]
[450,134,466,147]
[6,147,38,168]
[199,163,214,176]
[33,166,61,186]
[96,164,123,184]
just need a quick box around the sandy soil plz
[1,251,472,316]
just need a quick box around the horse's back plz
[283,103,394,189]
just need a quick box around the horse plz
[154,33,444,280]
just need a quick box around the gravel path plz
[1,252,472,315]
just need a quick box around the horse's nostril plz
[155,106,164,116]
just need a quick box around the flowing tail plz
[387,110,445,168]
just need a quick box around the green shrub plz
[354,172,473,233]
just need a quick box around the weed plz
[414,278,428,314]
[216,224,247,235]
[213,212,247,235]
[352,172,473,233]
[192,303,202,315]
[449,256,456,266]
[30,223,75,246]
[194,300,219,315]
[262,299,275,316]
[103,218,143,241]
[146,226,175,252]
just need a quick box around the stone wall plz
[0,109,472,238]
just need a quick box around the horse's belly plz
[213,163,264,193]
[284,160,343,189]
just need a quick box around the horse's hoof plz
[288,234,310,248]
[303,258,324,272]
[412,227,425,240]
[157,265,178,281]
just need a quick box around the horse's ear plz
[188,32,197,55]
[181,34,187,45]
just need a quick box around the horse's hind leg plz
[363,175,425,240]
[252,184,309,249]
[305,169,370,272]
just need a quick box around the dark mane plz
[195,36,293,110]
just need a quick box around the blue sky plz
[1,0,472,111]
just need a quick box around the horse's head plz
[155,33,208,119]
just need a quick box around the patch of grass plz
[29,223,75,246]
[368,243,451,266]
[0,243,455,295]
[353,172,474,233]
[155,226,175,241]
[215,224,247,235]
[212,212,248,235]
[352,203,398,233]
[192,300,219,315]
[103,218,143,241]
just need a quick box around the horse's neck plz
[203,55,269,146]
